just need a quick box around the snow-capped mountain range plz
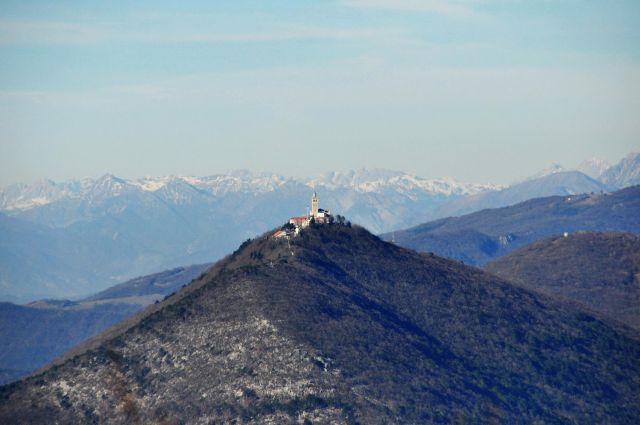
[0,169,498,213]
[3,152,635,217]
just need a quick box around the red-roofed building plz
[273,192,333,239]
[289,216,309,227]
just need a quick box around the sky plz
[0,0,639,186]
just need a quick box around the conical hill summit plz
[1,224,639,424]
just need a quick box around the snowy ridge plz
[0,172,290,211]
[0,179,80,211]
[190,171,291,195]
[132,172,290,195]
[578,158,612,179]
[0,169,498,212]
[523,163,566,182]
[3,151,637,213]
[307,169,500,196]
[134,176,173,192]
[600,152,640,188]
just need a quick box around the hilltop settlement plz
[273,192,333,239]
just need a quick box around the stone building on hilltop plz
[274,192,332,238]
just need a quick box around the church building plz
[309,191,331,224]
[275,192,332,238]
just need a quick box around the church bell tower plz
[311,192,319,218]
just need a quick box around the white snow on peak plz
[577,158,611,179]
[0,178,79,211]
[600,151,640,188]
[0,169,502,211]
[132,176,172,192]
[0,169,501,211]
[192,171,290,195]
[180,176,203,186]
[5,196,52,211]
[126,172,290,195]
[307,169,500,196]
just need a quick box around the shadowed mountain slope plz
[384,185,640,265]
[1,224,639,424]
[485,231,640,330]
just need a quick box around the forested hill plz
[1,224,639,423]
[485,231,640,329]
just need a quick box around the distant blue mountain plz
[431,170,611,219]
[384,185,640,265]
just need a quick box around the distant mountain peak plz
[577,157,611,179]
[600,151,640,189]
[525,163,566,181]
[133,176,172,192]
[89,174,132,198]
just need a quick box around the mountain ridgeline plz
[485,231,640,330]
[1,224,639,423]
[430,170,611,219]
[385,185,640,265]
[600,151,640,188]
[82,263,212,303]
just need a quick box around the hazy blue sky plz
[1,1,639,185]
